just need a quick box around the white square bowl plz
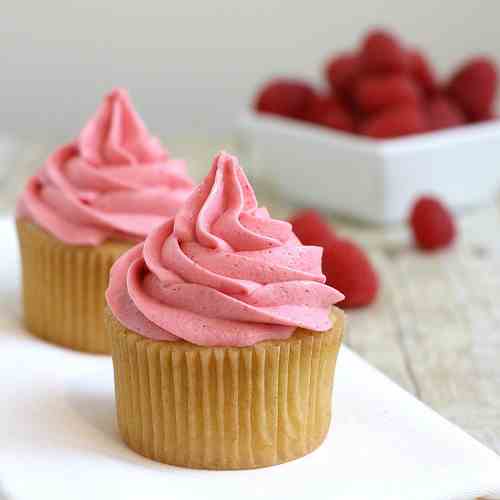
[236,111,500,224]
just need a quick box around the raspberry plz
[304,93,355,132]
[354,74,421,113]
[408,49,438,96]
[428,95,466,130]
[447,57,498,120]
[254,79,315,120]
[409,196,456,251]
[470,110,497,123]
[325,52,361,94]
[360,105,427,139]
[360,29,408,74]
[288,209,336,248]
[323,238,379,308]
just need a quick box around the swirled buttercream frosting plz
[17,88,194,245]
[106,151,344,347]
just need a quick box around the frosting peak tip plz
[107,87,130,102]
[78,88,167,166]
[214,150,239,169]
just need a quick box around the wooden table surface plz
[1,137,499,457]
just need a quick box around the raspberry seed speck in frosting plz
[17,88,194,245]
[106,151,344,347]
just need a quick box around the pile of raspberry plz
[254,29,498,139]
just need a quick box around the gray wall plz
[2,0,499,144]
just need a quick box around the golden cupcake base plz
[106,307,344,469]
[17,219,131,354]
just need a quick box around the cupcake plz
[105,151,345,469]
[16,88,194,353]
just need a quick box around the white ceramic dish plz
[237,111,500,224]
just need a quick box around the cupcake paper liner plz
[17,219,131,354]
[106,307,344,469]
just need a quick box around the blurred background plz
[2,0,500,146]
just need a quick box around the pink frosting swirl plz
[106,152,344,347]
[17,88,194,245]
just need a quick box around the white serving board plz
[0,217,499,500]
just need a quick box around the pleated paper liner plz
[17,219,132,354]
[106,307,344,469]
